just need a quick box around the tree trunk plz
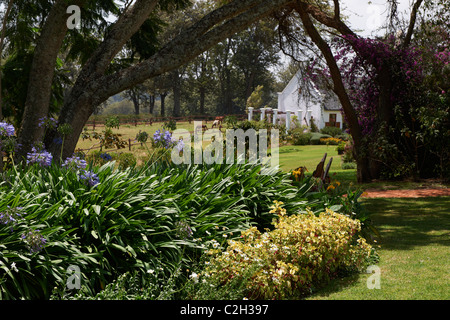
[46,0,297,159]
[225,66,233,114]
[199,87,206,114]
[0,0,15,174]
[295,3,373,182]
[133,98,140,115]
[245,71,256,103]
[149,95,155,114]
[160,93,167,117]
[172,70,181,117]
[16,0,76,161]
[129,90,140,115]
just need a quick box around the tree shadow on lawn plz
[305,273,362,299]
[304,197,449,299]
[362,197,450,250]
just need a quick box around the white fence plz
[247,107,313,132]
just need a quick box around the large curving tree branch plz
[73,0,160,82]
[95,0,296,102]
[403,0,424,48]
[55,0,296,159]
[302,1,356,38]
[294,1,372,181]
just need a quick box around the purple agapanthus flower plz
[26,147,53,167]
[0,122,15,137]
[79,170,100,187]
[0,206,25,232]
[21,229,47,253]
[162,130,174,148]
[153,129,162,142]
[163,130,171,143]
[63,155,87,170]
[100,153,112,161]
[38,116,58,129]
[175,139,184,152]
[153,129,176,149]
[52,137,63,145]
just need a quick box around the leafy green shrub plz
[54,266,184,300]
[341,161,357,170]
[235,120,265,131]
[310,118,319,132]
[224,115,238,129]
[105,115,120,129]
[163,119,177,131]
[0,159,321,299]
[336,133,350,141]
[290,128,312,145]
[85,151,136,169]
[336,141,346,154]
[116,152,137,169]
[310,133,331,145]
[342,139,355,163]
[202,204,374,299]
[320,126,342,137]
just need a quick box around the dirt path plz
[362,188,450,198]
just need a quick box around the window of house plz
[329,114,337,122]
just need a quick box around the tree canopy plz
[0,0,448,181]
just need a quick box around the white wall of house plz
[322,111,344,129]
[277,72,343,130]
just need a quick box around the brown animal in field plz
[195,124,210,134]
[212,116,224,127]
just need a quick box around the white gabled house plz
[277,71,344,130]
[247,71,344,131]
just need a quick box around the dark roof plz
[322,94,341,111]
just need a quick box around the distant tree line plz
[119,1,282,118]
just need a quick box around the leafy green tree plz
[0,0,295,161]
[231,20,280,104]
[275,0,449,181]
[246,85,264,110]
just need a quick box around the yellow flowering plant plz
[319,137,343,145]
[202,202,374,299]
[269,200,287,217]
[291,166,307,182]
[326,180,341,192]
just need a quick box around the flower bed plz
[201,203,374,299]
[0,120,376,300]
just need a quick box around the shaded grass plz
[307,197,450,300]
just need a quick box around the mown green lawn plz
[278,144,343,173]
[77,123,358,177]
[307,197,450,300]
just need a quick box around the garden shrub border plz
[196,203,374,299]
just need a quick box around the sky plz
[103,0,414,35]
[0,1,414,36]
[339,0,413,36]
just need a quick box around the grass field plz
[77,121,355,173]
[77,122,233,153]
[76,121,450,192]
[307,197,450,300]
